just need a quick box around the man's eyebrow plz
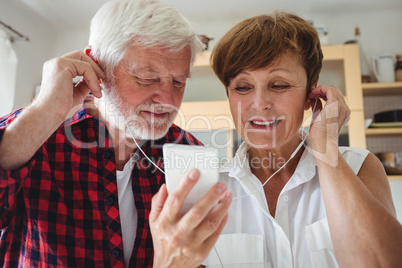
[133,67,158,74]
[126,63,191,79]
[184,72,191,78]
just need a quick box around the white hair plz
[89,0,203,80]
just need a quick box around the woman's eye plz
[272,85,290,90]
[234,86,250,92]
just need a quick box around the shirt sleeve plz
[339,146,370,175]
[0,109,36,229]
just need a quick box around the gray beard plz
[103,86,178,140]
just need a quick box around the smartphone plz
[162,144,220,214]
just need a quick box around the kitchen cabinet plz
[174,44,401,180]
[363,82,402,181]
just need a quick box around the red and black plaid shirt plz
[0,107,202,267]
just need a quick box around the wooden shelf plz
[174,100,234,130]
[321,44,354,61]
[193,51,211,67]
[362,82,402,96]
[194,44,363,67]
[366,128,402,136]
[388,175,402,181]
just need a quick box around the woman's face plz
[228,53,309,150]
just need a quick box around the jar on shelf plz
[396,54,402,82]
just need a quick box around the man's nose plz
[151,81,177,106]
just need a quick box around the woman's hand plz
[307,86,402,267]
[305,85,350,166]
[149,169,232,268]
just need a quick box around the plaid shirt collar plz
[66,106,94,125]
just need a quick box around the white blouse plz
[203,142,369,268]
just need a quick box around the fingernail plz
[188,169,199,180]
[216,182,226,193]
[225,192,232,202]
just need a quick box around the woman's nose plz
[251,89,272,111]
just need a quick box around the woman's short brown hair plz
[211,12,323,97]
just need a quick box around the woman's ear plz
[304,99,312,111]
[305,83,318,110]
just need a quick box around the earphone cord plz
[102,89,166,175]
[102,89,316,267]
[103,88,317,201]
[102,89,225,267]
[232,97,318,201]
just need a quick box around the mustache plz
[136,103,178,114]
[102,86,178,116]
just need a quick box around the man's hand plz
[0,51,105,170]
[35,50,105,121]
[150,169,232,268]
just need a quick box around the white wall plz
[0,0,58,111]
[310,8,402,79]
[54,31,90,56]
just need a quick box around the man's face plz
[105,45,192,140]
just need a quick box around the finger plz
[74,80,92,102]
[68,60,103,98]
[311,98,323,123]
[199,212,229,258]
[180,182,228,230]
[62,51,105,80]
[309,86,349,120]
[75,78,102,100]
[193,191,232,239]
[308,86,327,101]
[162,169,200,220]
[150,184,168,223]
[309,85,342,104]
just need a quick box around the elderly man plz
[0,0,231,267]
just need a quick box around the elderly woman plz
[201,12,402,268]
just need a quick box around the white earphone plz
[232,97,318,200]
[103,88,318,200]
[102,89,318,267]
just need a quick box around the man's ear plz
[84,46,99,64]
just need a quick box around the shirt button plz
[103,151,111,159]
[106,197,114,205]
[283,195,289,202]
[112,249,120,258]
